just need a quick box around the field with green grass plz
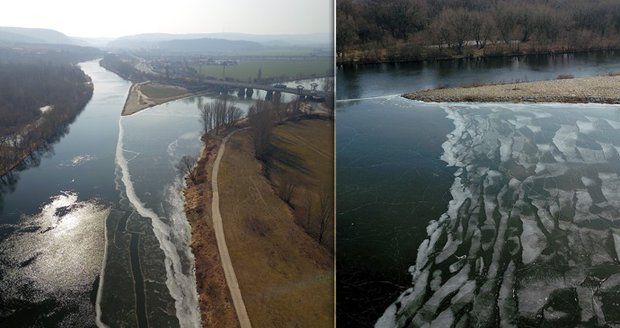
[195,58,332,82]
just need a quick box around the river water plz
[0,59,292,327]
[337,51,620,327]
[0,60,129,326]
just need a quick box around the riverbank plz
[186,116,334,327]
[337,44,620,66]
[183,132,240,327]
[216,124,333,327]
[122,82,192,116]
[405,74,620,104]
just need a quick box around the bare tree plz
[271,94,287,121]
[323,77,335,115]
[495,3,518,44]
[317,190,333,245]
[248,100,275,161]
[305,197,313,232]
[199,104,214,134]
[470,11,495,49]
[176,155,198,183]
[278,181,296,205]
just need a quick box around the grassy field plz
[269,119,334,250]
[217,122,334,327]
[195,58,332,82]
[139,82,188,99]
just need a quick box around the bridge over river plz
[185,79,327,101]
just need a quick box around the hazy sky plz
[1,0,333,38]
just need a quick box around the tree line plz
[337,0,620,61]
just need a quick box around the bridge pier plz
[237,88,246,99]
[245,88,254,98]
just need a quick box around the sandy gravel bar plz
[405,75,620,104]
[122,81,191,116]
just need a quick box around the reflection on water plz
[0,192,108,327]
[378,103,620,327]
[0,60,129,326]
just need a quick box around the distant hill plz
[155,38,263,54]
[74,37,115,48]
[0,26,85,46]
[107,32,332,49]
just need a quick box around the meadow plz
[195,58,332,83]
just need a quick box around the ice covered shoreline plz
[377,103,620,327]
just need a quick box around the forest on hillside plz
[337,0,620,63]
[0,47,96,175]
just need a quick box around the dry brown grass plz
[217,123,334,328]
[183,135,240,328]
[269,119,334,251]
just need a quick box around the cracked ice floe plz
[553,125,580,162]
[435,232,459,264]
[581,176,597,187]
[576,120,596,134]
[605,118,620,129]
[498,261,517,327]
[429,308,454,328]
[578,146,607,163]
[375,269,430,328]
[574,190,594,223]
[521,218,546,265]
[599,172,620,208]
[598,142,619,160]
[613,233,620,259]
[378,103,620,327]
[411,264,471,326]
[527,125,542,133]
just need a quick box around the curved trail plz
[211,130,252,328]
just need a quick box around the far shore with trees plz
[337,0,620,64]
[0,46,98,176]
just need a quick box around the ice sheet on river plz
[377,103,620,327]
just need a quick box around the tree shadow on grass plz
[264,134,311,180]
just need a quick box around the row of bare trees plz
[198,99,243,134]
[279,182,332,246]
[338,0,620,55]
[176,98,243,184]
